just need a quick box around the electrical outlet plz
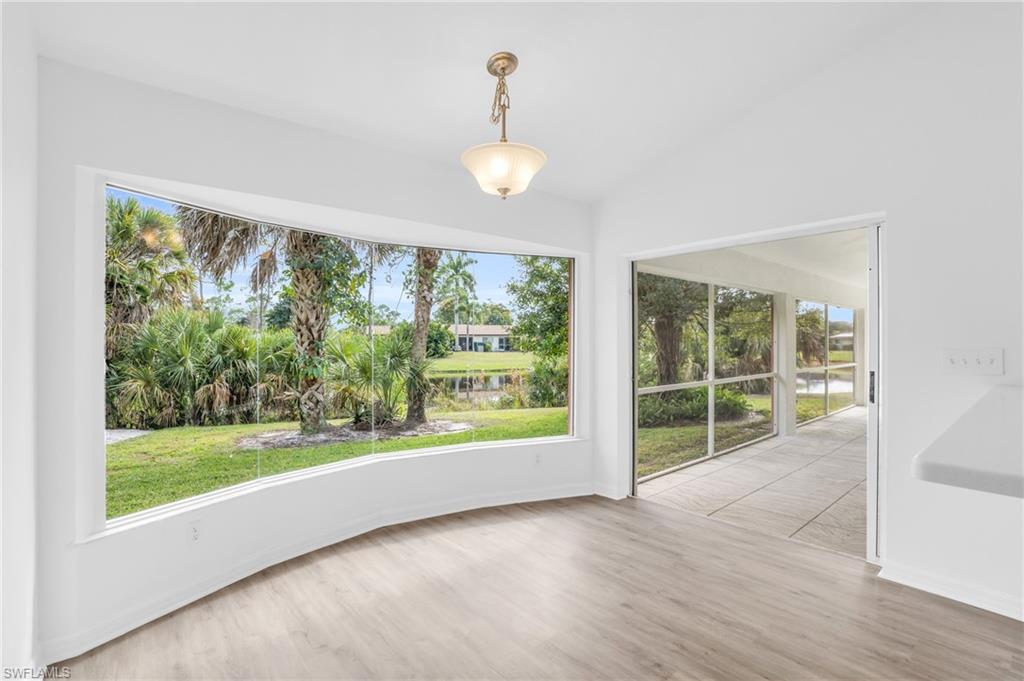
[941,348,1003,375]
[977,347,1004,375]
[188,519,202,544]
[941,348,977,374]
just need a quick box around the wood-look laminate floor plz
[61,494,1022,680]
[640,408,868,557]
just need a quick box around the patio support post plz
[855,307,867,405]
[776,292,798,436]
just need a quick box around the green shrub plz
[391,320,454,358]
[638,389,706,427]
[713,387,751,420]
[499,371,530,409]
[527,355,568,408]
[638,387,752,428]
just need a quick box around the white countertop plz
[912,385,1023,498]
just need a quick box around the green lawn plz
[828,393,855,412]
[427,351,535,375]
[636,392,776,478]
[636,417,774,478]
[636,422,709,477]
[107,407,568,519]
[797,394,827,422]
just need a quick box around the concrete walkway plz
[105,429,151,445]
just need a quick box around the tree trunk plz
[404,247,441,426]
[286,231,328,434]
[454,307,460,351]
[653,317,682,386]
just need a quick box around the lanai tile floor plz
[639,407,868,557]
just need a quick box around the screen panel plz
[828,305,855,364]
[636,387,710,478]
[827,366,855,412]
[795,300,826,368]
[715,286,773,379]
[714,379,774,453]
[636,273,709,388]
[796,370,827,423]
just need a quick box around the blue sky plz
[107,186,518,319]
[372,250,516,320]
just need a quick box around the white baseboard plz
[878,560,1023,621]
[38,482,594,664]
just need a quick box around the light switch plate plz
[941,348,1003,375]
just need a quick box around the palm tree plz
[105,196,195,358]
[110,308,213,427]
[796,306,826,366]
[404,247,441,426]
[436,252,478,352]
[327,328,424,428]
[177,207,353,433]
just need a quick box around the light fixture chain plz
[490,74,510,142]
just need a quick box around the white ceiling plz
[647,228,869,288]
[28,3,919,203]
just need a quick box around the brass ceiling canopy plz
[486,52,518,78]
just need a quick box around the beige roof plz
[369,324,510,336]
[449,324,509,336]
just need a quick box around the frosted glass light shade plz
[461,142,547,198]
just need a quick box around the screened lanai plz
[633,228,873,557]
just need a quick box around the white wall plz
[33,60,595,663]
[594,4,1023,618]
[9,3,1023,668]
[639,248,868,309]
[1,3,39,670]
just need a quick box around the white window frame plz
[84,174,583,534]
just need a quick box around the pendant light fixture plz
[461,52,547,199]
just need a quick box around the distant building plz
[370,324,512,352]
[830,331,854,352]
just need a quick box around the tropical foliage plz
[796,302,826,366]
[176,207,385,433]
[637,386,766,428]
[105,307,424,430]
[105,196,195,358]
[507,256,571,407]
[434,252,478,327]
[714,288,773,378]
[105,193,573,432]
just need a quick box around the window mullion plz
[707,285,716,456]
[824,303,831,414]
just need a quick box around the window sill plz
[81,434,586,544]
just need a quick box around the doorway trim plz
[627,212,886,565]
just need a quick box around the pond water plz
[797,375,854,394]
[430,373,520,405]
